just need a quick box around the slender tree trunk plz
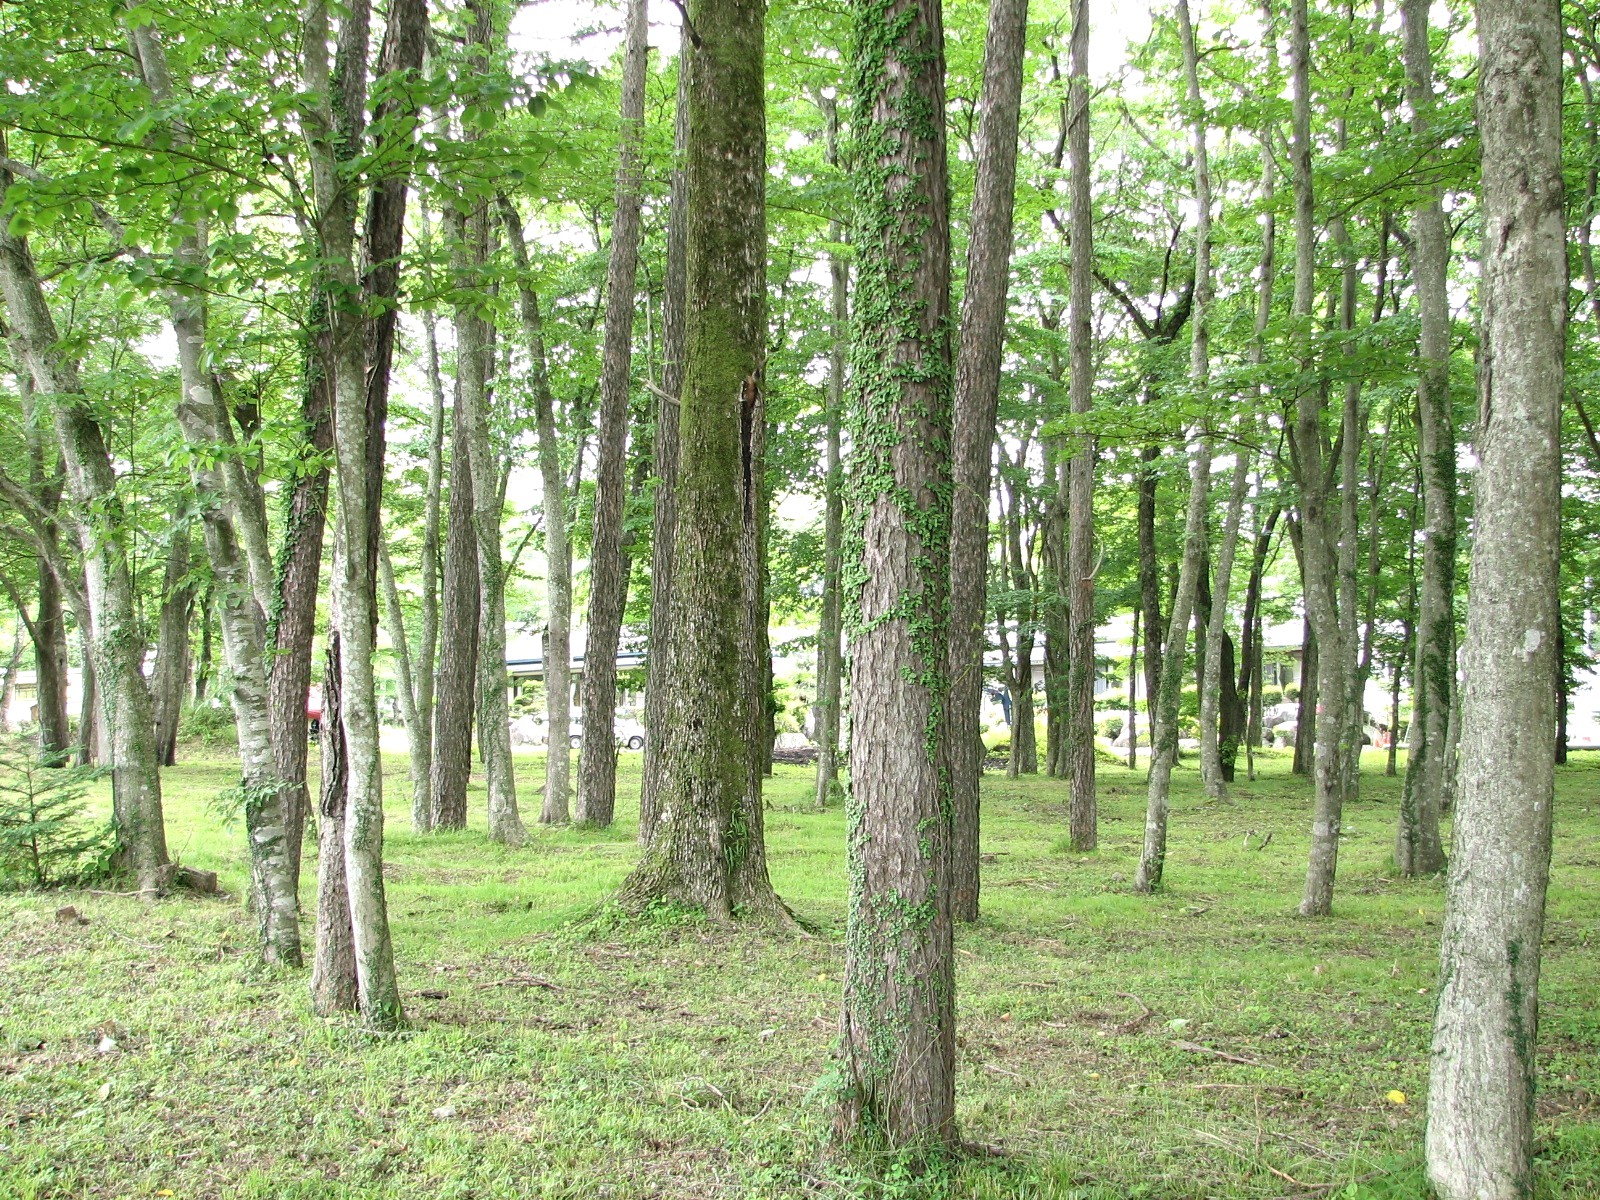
[615,0,784,922]
[499,199,574,828]
[1063,0,1097,850]
[576,0,648,828]
[1200,466,1246,799]
[948,0,1029,913]
[1137,445,1163,729]
[311,628,357,1013]
[1004,464,1038,775]
[17,374,70,767]
[76,633,97,767]
[410,232,447,833]
[1126,606,1139,770]
[0,626,21,732]
[150,521,193,768]
[1397,0,1455,877]
[813,93,849,814]
[834,0,956,1150]
[1426,2,1562,1189]
[640,41,690,839]
[1134,439,1211,894]
[431,392,480,830]
[0,169,168,893]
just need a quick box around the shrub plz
[1098,716,1124,741]
[179,703,237,749]
[0,735,115,890]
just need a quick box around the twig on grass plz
[1112,991,1153,1033]
[1173,1039,1274,1068]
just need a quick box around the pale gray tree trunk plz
[1426,1,1563,1192]
[947,0,1028,914]
[150,520,193,767]
[834,0,956,1150]
[576,0,648,828]
[1397,0,1454,877]
[1134,438,1210,894]
[499,198,574,828]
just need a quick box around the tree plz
[947,0,1028,918]
[576,0,648,828]
[833,0,956,1150]
[1425,0,1563,1191]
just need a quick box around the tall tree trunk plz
[640,42,690,840]
[1136,444,1163,729]
[150,520,193,768]
[947,0,1028,914]
[1126,605,1140,770]
[0,167,168,893]
[409,228,447,833]
[1426,2,1562,1190]
[1063,0,1097,850]
[813,92,849,813]
[16,373,70,766]
[499,198,575,828]
[576,0,649,828]
[1003,460,1038,775]
[310,629,358,1013]
[1396,0,1455,877]
[0,626,21,733]
[614,0,785,922]
[834,0,955,1150]
[1134,438,1211,894]
[430,392,480,830]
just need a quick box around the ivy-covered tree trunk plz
[500,199,574,828]
[1425,2,1562,1192]
[0,179,169,894]
[576,0,648,828]
[1396,0,1454,878]
[834,0,956,1150]
[614,0,785,921]
[947,0,1028,915]
[1134,439,1210,894]
[1063,0,1097,851]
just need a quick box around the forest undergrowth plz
[2,750,1596,1199]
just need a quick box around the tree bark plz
[947,0,1028,915]
[1134,438,1211,894]
[614,0,785,923]
[1426,2,1562,1191]
[1396,0,1455,877]
[430,389,480,831]
[833,0,956,1150]
[576,0,648,828]
[15,373,70,766]
[150,520,193,768]
[310,628,357,1013]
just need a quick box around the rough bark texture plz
[500,198,574,827]
[833,0,956,1151]
[0,172,168,893]
[409,253,447,833]
[576,0,648,828]
[813,93,848,814]
[1425,1,1562,1192]
[1396,0,1454,878]
[614,0,783,923]
[431,392,480,831]
[16,375,70,767]
[947,0,1027,916]
[1003,461,1039,776]
[1063,0,1097,851]
[310,630,357,1013]
[1134,440,1211,894]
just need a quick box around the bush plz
[1259,687,1285,708]
[179,703,237,749]
[1098,716,1124,741]
[0,735,115,890]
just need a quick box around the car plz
[614,715,646,751]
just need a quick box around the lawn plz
[2,745,1597,1198]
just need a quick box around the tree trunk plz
[310,630,357,1013]
[450,191,523,846]
[1126,606,1139,770]
[639,43,690,841]
[0,168,168,893]
[194,586,214,704]
[1137,444,1163,730]
[1199,464,1246,800]
[614,0,785,923]
[150,520,193,768]
[409,230,447,833]
[947,0,1028,913]
[576,0,648,828]
[431,390,480,831]
[1426,2,1562,1190]
[499,199,574,828]
[1063,0,1097,851]
[1134,439,1211,894]
[17,373,71,768]
[833,0,956,1150]
[1396,0,1455,878]
[1003,461,1038,775]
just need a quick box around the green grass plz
[2,746,1597,1198]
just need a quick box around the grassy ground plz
[1,745,1597,1199]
